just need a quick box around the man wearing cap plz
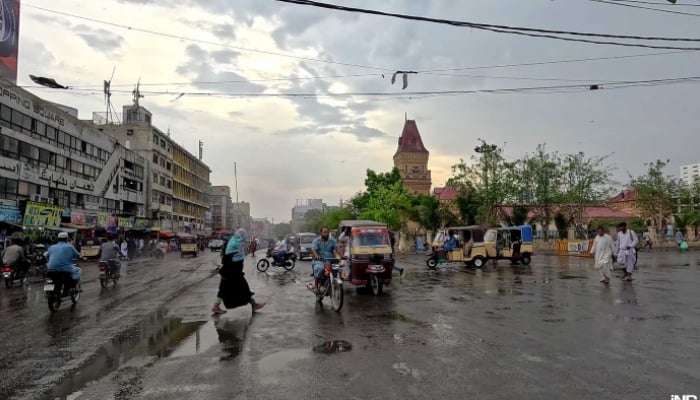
[45,232,83,291]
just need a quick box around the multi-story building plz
[209,185,233,231]
[172,141,210,233]
[0,78,146,230]
[291,198,325,233]
[232,201,251,231]
[680,162,700,185]
[94,104,210,233]
[393,119,432,196]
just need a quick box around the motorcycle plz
[314,258,344,312]
[256,247,297,272]
[44,268,80,312]
[2,263,29,288]
[150,248,165,259]
[98,259,121,288]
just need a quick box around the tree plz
[273,222,292,238]
[518,144,562,239]
[408,194,445,233]
[501,205,530,227]
[302,209,325,233]
[559,152,614,238]
[630,159,680,235]
[452,183,480,226]
[322,208,356,230]
[448,140,518,226]
[554,213,569,239]
[349,168,413,231]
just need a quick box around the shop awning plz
[158,231,175,238]
[46,226,78,233]
[176,232,194,239]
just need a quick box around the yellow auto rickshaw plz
[426,226,487,268]
[180,236,199,258]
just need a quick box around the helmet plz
[58,232,69,239]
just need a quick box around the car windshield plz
[300,236,315,244]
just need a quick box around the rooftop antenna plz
[132,78,144,107]
[405,112,407,121]
[103,66,116,124]
[198,140,203,161]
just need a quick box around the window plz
[19,142,38,160]
[166,162,171,171]
[160,139,166,149]
[11,109,24,128]
[70,160,83,174]
[0,105,11,123]
[153,153,158,163]
[0,177,18,200]
[153,133,159,143]
[0,134,18,157]
[166,179,172,189]
[39,148,50,166]
[160,176,166,186]
[160,158,165,168]
[54,154,67,169]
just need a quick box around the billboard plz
[0,0,19,83]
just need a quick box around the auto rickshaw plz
[427,225,534,269]
[426,225,487,268]
[180,236,199,258]
[337,220,394,296]
[486,225,534,265]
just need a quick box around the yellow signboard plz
[118,217,132,228]
[23,202,63,227]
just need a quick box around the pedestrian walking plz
[615,222,638,281]
[388,230,404,276]
[212,231,265,315]
[590,226,615,285]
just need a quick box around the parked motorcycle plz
[99,259,121,288]
[313,258,343,312]
[2,263,28,288]
[256,247,296,272]
[44,268,80,312]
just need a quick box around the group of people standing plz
[590,222,639,284]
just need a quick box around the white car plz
[208,239,224,251]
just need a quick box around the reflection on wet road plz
[2,250,699,399]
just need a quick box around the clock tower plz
[393,119,431,196]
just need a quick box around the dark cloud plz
[211,49,239,64]
[72,24,124,53]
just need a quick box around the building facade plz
[0,79,146,229]
[209,185,233,231]
[393,120,432,196]
[232,201,251,231]
[94,104,210,234]
[291,198,325,233]
[680,162,700,185]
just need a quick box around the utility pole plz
[234,162,239,203]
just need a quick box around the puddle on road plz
[313,340,352,354]
[44,309,249,400]
[559,275,588,280]
[259,348,311,385]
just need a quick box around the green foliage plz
[518,144,562,239]
[407,194,445,233]
[502,205,530,227]
[448,140,518,226]
[273,222,292,238]
[301,209,326,233]
[323,208,356,231]
[630,159,680,234]
[554,213,569,239]
[349,168,413,231]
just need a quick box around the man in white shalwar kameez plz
[590,226,615,284]
[615,222,638,281]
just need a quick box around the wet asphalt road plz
[1,249,699,399]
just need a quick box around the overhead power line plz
[27,76,700,99]
[598,0,700,6]
[589,0,700,16]
[273,0,700,50]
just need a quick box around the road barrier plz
[554,239,593,257]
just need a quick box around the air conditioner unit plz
[30,194,53,204]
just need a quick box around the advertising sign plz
[118,217,132,228]
[22,201,63,227]
[134,218,149,228]
[0,203,21,223]
[70,210,85,225]
[0,0,20,83]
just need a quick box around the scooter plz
[256,247,297,272]
[98,259,121,288]
[44,268,80,312]
[2,263,28,288]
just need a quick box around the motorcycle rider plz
[45,232,82,291]
[273,236,288,265]
[99,234,121,273]
[309,226,339,294]
[2,237,28,274]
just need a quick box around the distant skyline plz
[19,0,700,222]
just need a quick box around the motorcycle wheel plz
[100,278,108,288]
[256,259,270,272]
[20,276,27,286]
[48,294,61,312]
[283,260,295,271]
[113,276,119,286]
[5,278,12,288]
[330,278,344,312]
[370,275,383,296]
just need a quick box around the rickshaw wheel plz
[520,254,532,266]
[426,257,437,269]
[369,275,383,296]
[472,256,485,269]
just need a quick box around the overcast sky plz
[19,0,700,222]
